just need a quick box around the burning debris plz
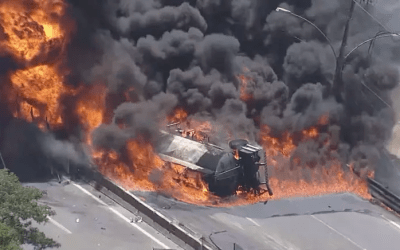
[0,0,398,204]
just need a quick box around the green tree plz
[0,169,60,250]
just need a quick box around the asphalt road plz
[21,180,181,250]
[133,191,400,250]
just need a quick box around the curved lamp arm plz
[276,7,337,59]
[344,33,400,60]
[368,30,391,58]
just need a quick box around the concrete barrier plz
[78,167,400,249]
[81,167,215,250]
[368,178,400,214]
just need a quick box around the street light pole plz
[342,32,400,109]
[275,3,398,106]
[344,33,400,60]
[368,30,390,59]
[276,7,337,59]
[276,3,355,102]
[332,0,356,102]
[0,151,7,170]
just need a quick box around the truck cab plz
[209,139,273,196]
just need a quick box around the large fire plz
[94,139,214,205]
[98,107,370,206]
[166,108,213,142]
[0,0,73,129]
[10,65,74,127]
[0,0,372,207]
[0,0,66,60]
[76,83,108,143]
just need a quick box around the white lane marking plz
[311,215,366,250]
[388,220,400,231]
[246,217,261,227]
[246,218,290,250]
[381,215,400,233]
[70,182,170,249]
[47,216,72,234]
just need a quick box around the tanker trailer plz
[156,129,273,197]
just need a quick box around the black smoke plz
[1,0,400,180]
[62,0,400,173]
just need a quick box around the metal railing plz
[368,178,400,213]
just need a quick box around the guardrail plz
[77,165,400,250]
[79,167,216,250]
[368,178,400,214]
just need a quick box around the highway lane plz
[133,191,400,250]
[21,180,181,250]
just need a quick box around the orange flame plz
[237,75,253,101]
[1,0,373,207]
[260,126,296,158]
[166,108,212,142]
[96,138,371,207]
[1,0,74,129]
[302,127,319,138]
[167,108,188,123]
[235,66,254,101]
[95,140,215,204]
[234,149,240,160]
[76,84,107,143]
[0,0,67,61]
[10,65,74,127]
[259,124,372,202]
[95,116,371,207]
[270,163,371,199]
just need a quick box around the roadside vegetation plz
[0,169,59,250]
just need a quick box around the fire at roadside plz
[90,107,373,206]
[0,0,398,206]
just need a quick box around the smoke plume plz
[1,0,400,181]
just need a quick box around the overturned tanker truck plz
[156,125,273,197]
